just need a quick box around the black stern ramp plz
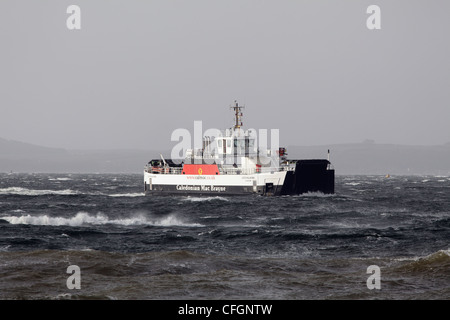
[281,159,335,195]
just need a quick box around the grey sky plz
[1,0,449,151]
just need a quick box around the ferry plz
[144,101,334,196]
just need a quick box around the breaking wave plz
[108,193,145,198]
[181,196,230,202]
[0,187,78,196]
[294,192,335,198]
[394,249,450,273]
[0,188,145,198]
[1,212,203,227]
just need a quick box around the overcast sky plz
[1,0,449,151]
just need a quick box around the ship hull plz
[144,171,287,196]
[146,184,256,196]
[144,160,334,196]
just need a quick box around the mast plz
[231,100,244,130]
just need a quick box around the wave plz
[0,245,11,252]
[0,187,145,198]
[181,196,230,202]
[1,212,203,227]
[0,187,78,196]
[414,249,449,262]
[294,192,336,198]
[393,249,450,273]
[108,193,145,198]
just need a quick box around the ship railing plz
[220,165,295,175]
[219,168,257,175]
[168,167,183,174]
[144,166,183,175]
[145,165,295,175]
[280,165,296,172]
[258,166,295,173]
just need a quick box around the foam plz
[0,187,78,196]
[2,212,203,227]
[108,193,145,197]
[181,196,230,202]
[295,192,335,198]
[345,182,361,186]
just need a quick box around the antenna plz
[230,100,245,130]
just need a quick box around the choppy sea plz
[0,173,448,300]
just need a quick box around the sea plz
[0,173,449,300]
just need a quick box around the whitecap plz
[345,182,361,186]
[2,212,203,227]
[296,192,335,198]
[0,245,11,252]
[2,212,106,226]
[0,187,78,196]
[181,196,229,202]
[149,215,203,227]
[108,193,145,197]
[393,248,450,263]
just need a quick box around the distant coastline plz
[1,137,449,175]
[287,142,450,176]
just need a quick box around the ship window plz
[227,139,231,148]
[218,139,222,148]
[245,138,252,153]
[232,139,245,153]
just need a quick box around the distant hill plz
[287,142,450,175]
[1,137,450,175]
[0,137,67,157]
[0,138,160,173]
